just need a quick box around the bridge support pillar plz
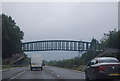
[78,51,82,57]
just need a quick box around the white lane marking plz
[10,69,27,79]
[57,75,60,77]
[49,66,85,73]
[72,69,85,73]
[51,71,61,77]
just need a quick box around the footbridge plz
[22,40,103,52]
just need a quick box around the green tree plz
[2,14,24,59]
[101,29,119,49]
[101,29,120,60]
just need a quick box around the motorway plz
[2,66,85,80]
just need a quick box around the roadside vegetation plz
[48,29,120,71]
[13,57,31,66]
[48,51,100,71]
[2,57,31,69]
[2,14,24,59]
[2,14,25,65]
[2,65,19,69]
[101,29,120,60]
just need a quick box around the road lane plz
[47,66,85,79]
[2,67,28,79]
[15,67,60,79]
[2,66,85,79]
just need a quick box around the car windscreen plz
[99,59,119,63]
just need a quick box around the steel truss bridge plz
[22,40,103,52]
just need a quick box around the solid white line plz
[10,69,27,79]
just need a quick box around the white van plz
[30,54,43,71]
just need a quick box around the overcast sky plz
[2,2,118,42]
[2,2,118,61]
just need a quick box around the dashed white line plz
[72,69,85,73]
[10,69,27,79]
[51,71,61,77]
[57,75,60,77]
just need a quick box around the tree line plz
[48,39,102,70]
[101,29,120,49]
[2,14,24,59]
[48,29,120,70]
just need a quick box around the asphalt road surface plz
[2,66,85,80]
